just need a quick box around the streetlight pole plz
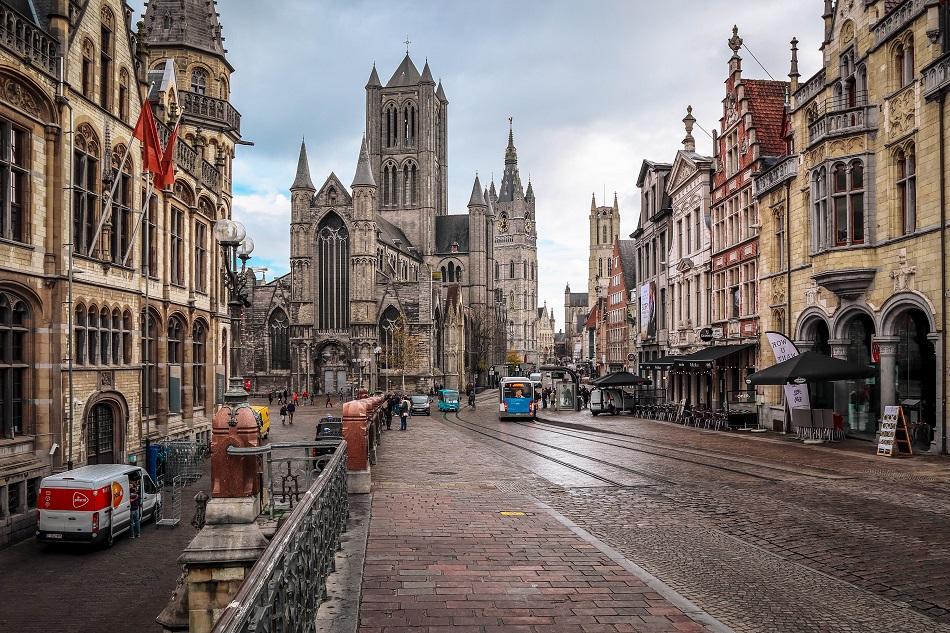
[214,219,254,407]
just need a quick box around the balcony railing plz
[0,6,58,75]
[180,90,242,135]
[872,0,925,47]
[808,101,873,146]
[753,155,798,196]
[923,53,950,100]
[157,119,222,193]
[792,69,826,110]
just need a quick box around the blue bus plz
[498,377,537,420]
[437,389,460,412]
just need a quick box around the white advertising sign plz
[764,331,811,410]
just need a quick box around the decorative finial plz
[682,105,696,152]
[404,36,411,54]
[789,37,800,79]
[728,25,743,54]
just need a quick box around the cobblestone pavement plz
[434,398,950,632]
[364,408,726,633]
[0,461,210,633]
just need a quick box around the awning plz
[672,343,756,368]
[639,355,678,371]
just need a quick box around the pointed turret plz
[420,60,435,85]
[483,188,495,216]
[525,179,535,201]
[489,180,498,202]
[612,191,619,211]
[143,0,227,59]
[366,64,381,88]
[291,139,315,191]
[386,54,421,87]
[352,137,376,188]
[468,175,486,208]
[436,81,448,103]
[591,193,597,212]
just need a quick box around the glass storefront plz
[894,310,936,448]
[841,315,879,437]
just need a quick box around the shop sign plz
[626,353,636,361]
[712,327,724,340]
[699,328,714,342]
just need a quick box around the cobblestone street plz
[362,394,950,633]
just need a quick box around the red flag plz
[132,103,163,176]
[156,123,179,189]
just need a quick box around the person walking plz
[280,404,288,425]
[385,396,394,430]
[325,393,333,408]
[129,480,142,539]
[287,401,296,425]
[400,395,411,430]
[292,391,299,406]
[468,390,476,410]
[302,390,309,406]
[268,391,274,406]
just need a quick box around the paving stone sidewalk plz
[360,415,726,633]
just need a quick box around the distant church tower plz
[588,193,620,307]
[491,122,539,364]
[364,54,448,256]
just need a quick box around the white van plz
[590,387,635,415]
[36,464,161,546]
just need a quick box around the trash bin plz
[146,444,161,480]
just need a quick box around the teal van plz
[437,389,461,412]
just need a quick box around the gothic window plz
[455,265,462,283]
[73,125,100,255]
[162,14,172,29]
[895,38,914,88]
[118,68,130,122]
[509,260,514,278]
[811,167,829,250]
[383,103,398,148]
[140,192,158,276]
[317,213,350,331]
[382,162,397,206]
[831,160,864,246]
[401,162,418,206]
[74,304,86,365]
[86,305,98,364]
[0,117,29,243]
[81,39,95,99]
[191,68,208,95]
[440,265,448,282]
[327,186,337,204]
[598,258,603,277]
[122,310,132,364]
[99,306,110,364]
[494,261,499,280]
[141,309,159,416]
[523,261,528,278]
[0,291,29,438]
[110,146,132,265]
[897,146,916,235]
[530,262,535,280]
[269,309,290,370]
[403,102,416,147]
[167,316,184,364]
[378,306,402,370]
[100,8,115,110]
[193,321,206,407]
[170,209,185,284]
[194,221,208,293]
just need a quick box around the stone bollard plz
[342,399,371,493]
[158,402,269,633]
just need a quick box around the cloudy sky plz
[150,1,824,329]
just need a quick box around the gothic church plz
[243,54,539,393]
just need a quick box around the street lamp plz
[214,218,254,408]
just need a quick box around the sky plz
[141,1,824,330]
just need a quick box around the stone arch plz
[794,306,831,341]
[174,180,196,207]
[831,303,877,340]
[0,66,56,123]
[880,291,936,336]
[81,390,129,465]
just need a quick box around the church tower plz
[364,54,448,255]
[350,138,379,361]
[588,193,620,307]
[467,175,488,310]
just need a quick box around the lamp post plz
[372,345,382,392]
[214,218,254,405]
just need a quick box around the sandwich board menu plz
[877,405,912,457]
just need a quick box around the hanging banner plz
[765,331,811,410]
[640,282,656,338]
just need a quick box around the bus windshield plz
[501,382,531,399]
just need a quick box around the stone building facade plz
[589,193,620,307]
[605,239,636,373]
[536,302,556,364]
[0,0,241,547]
[563,283,589,363]
[755,0,948,449]
[241,55,520,393]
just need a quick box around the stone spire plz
[351,137,376,188]
[591,192,597,211]
[436,81,448,103]
[366,64,381,88]
[291,139,315,191]
[420,60,435,85]
[386,54,421,87]
[498,118,523,203]
[612,191,618,211]
[143,0,227,58]
[468,174,486,207]
[525,179,535,201]
[789,38,800,93]
[682,105,696,152]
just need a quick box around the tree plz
[386,314,421,392]
[505,350,523,364]
[467,304,508,384]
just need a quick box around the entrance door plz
[336,370,347,394]
[323,369,336,394]
[86,403,115,465]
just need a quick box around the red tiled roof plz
[744,79,789,158]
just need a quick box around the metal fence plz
[210,441,349,633]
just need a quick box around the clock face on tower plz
[497,217,509,233]
[524,219,534,234]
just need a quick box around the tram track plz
[441,411,676,486]
[529,417,848,481]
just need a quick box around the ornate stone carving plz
[0,76,42,119]
[885,85,917,140]
[890,249,917,292]
[804,280,820,307]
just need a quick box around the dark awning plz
[672,343,756,367]
[591,371,651,386]
[639,355,678,370]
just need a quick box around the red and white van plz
[36,464,161,546]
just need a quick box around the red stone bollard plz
[342,399,368,472]
[210,403,260,498]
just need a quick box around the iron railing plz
[211,440,349,633]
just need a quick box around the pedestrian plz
[325,393,333,408]
[287,401,296,425]
[385,396,393,430]
[468,390,476,409]
[268,391,274,405]
[129,480,142,539]
[293,391,299,405]
[280,404,288,425]
[607,393,616,416]
[400,395,411,430]
[309,392,315,405]
[302,390,309,406]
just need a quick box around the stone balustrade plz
[0,6,57,75]
[180,90,242,134]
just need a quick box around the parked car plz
[251,405,271,439]
[589,387,636,416]
[37,464,161,546]
[410,394,432,415]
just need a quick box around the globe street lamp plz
[214,218,254,406]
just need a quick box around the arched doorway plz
[893,309,936,448]
[316,342,348,395]
[86,402,117,465]
[800,317,833,409]
[837,312,879,437]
